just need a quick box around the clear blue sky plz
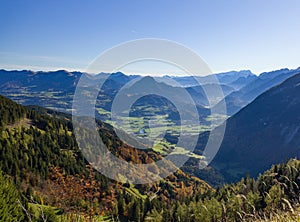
[1,0,300,75]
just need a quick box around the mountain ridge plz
[209,72,300,182]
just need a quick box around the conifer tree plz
[0,170,24,221]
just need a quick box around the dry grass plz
[6,117,32,129]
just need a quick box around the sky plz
[0,0,300,75]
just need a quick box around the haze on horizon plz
[0,0,300,75]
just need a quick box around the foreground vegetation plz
[144,159,300,221]
[2,157,300,221]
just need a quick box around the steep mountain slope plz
[209,73,300,182]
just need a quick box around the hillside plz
[145,158,300,221]
[209,73,300,182]
[0,94,211,220]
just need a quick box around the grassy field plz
[125,184,148,200]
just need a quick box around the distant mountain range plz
[160,70,255,88]
[1,68,298,118]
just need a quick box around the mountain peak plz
[110,71,126,77]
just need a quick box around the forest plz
[0,95,208,221]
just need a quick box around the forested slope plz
[145,159,300,221]
[0,95,210,221]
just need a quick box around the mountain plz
[0,70,139,112]
[113,76,209,116]
[186,84,235,107]
[226,74,258,90]
[208,72,300,182]
[98,71,139,93]
[215,70,255,85]
[216,67,300,115]
[0,69,81,92]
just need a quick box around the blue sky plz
[0,0,300,75]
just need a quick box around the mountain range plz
[1,68,298,116]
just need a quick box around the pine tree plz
[0,170,24,221]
